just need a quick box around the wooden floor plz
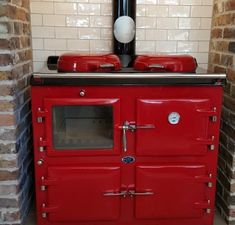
[23,208,227,225]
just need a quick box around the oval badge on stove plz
[122,156,135,164]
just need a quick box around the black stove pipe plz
[113,0,136,68]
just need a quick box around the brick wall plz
[208,0,235,224]
[0,0,33,224]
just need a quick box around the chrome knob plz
[37,159,43,166]
[80,90,85,97]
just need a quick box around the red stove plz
[31,1,226,225]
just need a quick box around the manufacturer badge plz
[122,156,135,164]
[168,112,180,125]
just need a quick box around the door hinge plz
[36,108,47,123]
[40,176,57,191]
[194,200,211,214]
[39,137,48,152]
[196,136,215,151]
[196,107,217,122]
[195,173,213,188]
[41,203,59,218]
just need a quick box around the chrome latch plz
[128,190,154,197]
[103,191,127,198]
[37,108,47,123]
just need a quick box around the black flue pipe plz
[113,0,136,68]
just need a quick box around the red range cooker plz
[31,1,226,225]
[31,53,225,225]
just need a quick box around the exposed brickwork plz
[0,0,33,224]
[208,0,235,224]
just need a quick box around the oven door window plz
[52,105,113,150]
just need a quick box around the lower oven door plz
[44,166,121,222]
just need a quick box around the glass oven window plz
[52,105,113,150]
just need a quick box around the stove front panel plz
[32,85,222,225]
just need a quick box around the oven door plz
[43,98,120,156]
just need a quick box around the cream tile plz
[32,39,44,50]
[90,16,112,27]
[156,41,177,52]
[136,17,157,29]
[79,28,101,39]
[31,14,42,26]
[136,29,145,40]
[89,0,111,3]
[66,16,89,27]
[179,18,200,29]
[100,3,112,15]
[30,2,54,14]
[43,15,66,26]
[78,3,100,15]
[67,40,90,51]
[180,0,201,5]
[55,3,77,15]
[55,27,78,38]
[200,18,212,29]
[33,50,56,62]
[168,30,189,40]
[145,29,167,40]
[177,41,198,52]
[33,62,45,72]
[169,6,190,17]
[32,26,55,38]
[189,30,211,40]
[198,41,210,52]
[191,6,213,18]
[158,0,179,5]
[100,28,112,40]
[90,40,112,52]
[191,52,208,63]
[157,18,178,29]
[145,0,157,4]
[137,5,146,16]
[136,41,155,53]
[146,5,169,17]
[44,39,67,50]
[202,0,213,5]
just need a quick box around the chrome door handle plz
[129,191,154,196]
[103,191,127,197]
[148,64,165,69]
[119,121,130,152]
[100,63,115,68]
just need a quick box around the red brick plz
[223,94,235,112]
[211,28,223,38]
[227,68,235,82]
[221,54,233,67]
[224,28,235,39]
[224,0,235,11]
[0,171,18,181]
[0,114,15,126]
[0,54,13,66]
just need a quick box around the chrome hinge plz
[39,137,48,152]
[37,108,47,123]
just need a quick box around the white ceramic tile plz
[44,39,67,50]
[32,26,55,38]
[179,18,200,29]
[136,29,145,40]
[136,17,157,29]
[189,30,211,41]
[136,41,155,53]
[202,0,213,5]
[101,3,112,15]
[137,5,146,16]
[32,39,44,50]
[158,0,179,5]
[67,40,90,51]
[78,3,100,15]
[79,28,101,39]
[33,62,45,72]
[198,41,210,52]
[157,18,178,29]
[177,41,198,52]
[156,41,177,52]
[145,0,157,4]
[191,6,213,18]
[66,16,89,27]
[89,0,111,3]
[191,52,208,63]
[33,50,56,62]
[100,28,112,40]
[200,18,212,29]
[55,27,78,38]
[43,15,66,26]
[55,3,77,14]
[90,40,112,52]
[90,16,112,27]
[31,14,42,26]
[145,29,167,40]
[146,5,168,17]
[168,30,189,40]
[180,0,201,5]
[30,2,54,14]
[169,6,190,17]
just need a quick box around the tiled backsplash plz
[30,0,213,72]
